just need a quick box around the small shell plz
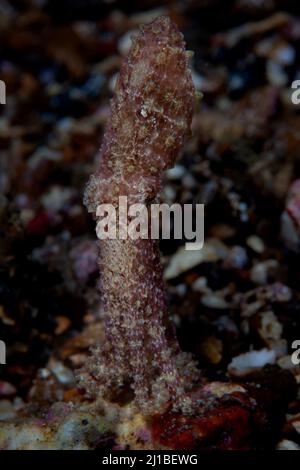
[228,349,276,377]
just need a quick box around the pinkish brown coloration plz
[281,179,300,252]
[79,16,199,414]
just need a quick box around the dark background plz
[1,0,300,448]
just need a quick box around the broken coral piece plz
[151,382,267,450]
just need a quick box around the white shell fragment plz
[228,348,276,377]
[246,235,265,253]
[277,439,300,450]
[164,239,227,280]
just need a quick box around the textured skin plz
[80,16,199,414]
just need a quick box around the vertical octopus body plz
[80,16,199,413]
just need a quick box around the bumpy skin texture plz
[80,16,199,414]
